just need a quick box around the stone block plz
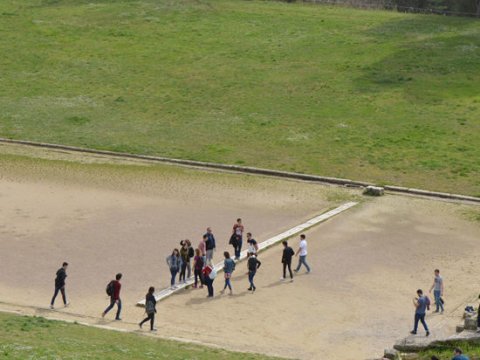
[363,186,385,196]
[383,348,397,359]
[465,316,478,331]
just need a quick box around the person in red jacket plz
[102,273,122,320]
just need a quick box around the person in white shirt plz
[294,234,311,273]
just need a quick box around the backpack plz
[209,268,217,280]
[188,247,194,258]
[425,296,431,311]
[106,280,114,296]
[146,300,155,314]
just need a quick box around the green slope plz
[1,0,479,195]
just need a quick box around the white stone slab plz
[137,201,358,306]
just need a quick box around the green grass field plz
[0,313,278,359]
[1,0,479,195]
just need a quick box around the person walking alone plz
[232,218,244,260]
[429,269,444,313]
[102,273,122,320]
[139,286,157,331]
[186,240,194,279]
[221,251,235,295]
[166,249,182,289]
[410,289,430,336]
[246,232,258,257]
[281,241,294,282]
[50,262,69,309]
[294,234,311,274]
[247,253,261,292]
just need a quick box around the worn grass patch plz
[0,312,280,359]
[0,0,479,195]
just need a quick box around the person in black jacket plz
[281,241,294,282]
[139,286,157,331]
[50,262,69,309]
[247,253,261,292]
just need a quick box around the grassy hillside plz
[0,0,479,195]
[0,313,278,359]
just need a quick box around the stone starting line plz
[137,201,358,306]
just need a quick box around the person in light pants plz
[294,234,311,274]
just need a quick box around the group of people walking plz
[49,218,313,332]
[410,269,445,337]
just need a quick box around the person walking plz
[139,286,157,331]
[281,241,294,282]
[202,264,216,298]
[247,253,261,292]
[50,262,69,309]
[410,289,430,336]
[179,241,189,284]
[232,218,244,260]
[166,249,182,289]
[246,232,258,257]
[429,269,444,313]
[192,248,204,288]
[102,273,122,320]
[221,251,235,295]
[294,234,311,274]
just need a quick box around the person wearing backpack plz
[139,286,157,331]
[281,240,295,282]
[221,251,235,295]
[192,248,204,289]
[410,289,430,336]
[179,241,189,284]
[247,253,261,292]
[102,273,122,320]
[202,264,216,298]
[232,218,244,260]
[50,262,69,309]
[166,249,182,290]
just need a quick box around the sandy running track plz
[1,143,479,359]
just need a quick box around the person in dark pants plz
[281,241,294,282]
[179,241,189,284]
[232,218,244,260]
[410,289,430,336]
[202,264,216,298]
[102,273,122,320]
[193,248,204,288]
[139,286,157,331]
[50,262,69,309]
[204,228,216,264]
[247,253,261,292]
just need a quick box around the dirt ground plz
[1,143,479,360]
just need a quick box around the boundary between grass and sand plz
[1,138,479,204]
[137,201,359,306]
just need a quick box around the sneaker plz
[410,331,417,335]
[139,323,142,329]
[49,305,54,309]
[151,328,157,332]
[434,310,439,313]
[290,279,294,282]
[64,302,70,308]
[280,277,285,281]
[294,269,299,273]
[101,312,105,318]
[426,331,430,337]
[115,318,122,321]
[252,286,256,292]
[247,287,252,291]
[306,270,311,274]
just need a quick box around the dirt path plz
[1,143,479,359]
